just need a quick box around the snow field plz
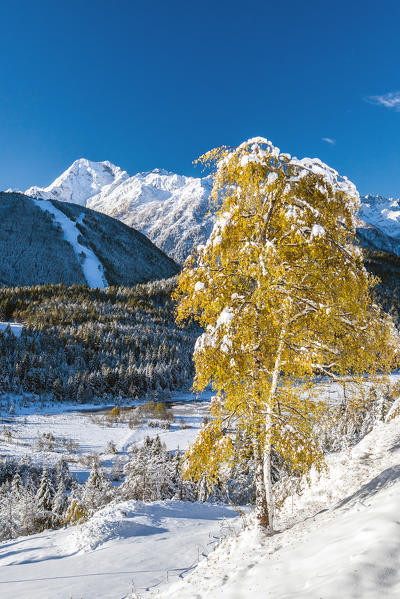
[0,500,239,599]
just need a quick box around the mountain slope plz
[0,192,179,287]
[88,169,214,264]
[24,160,400,263]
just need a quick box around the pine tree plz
[35,466,55,530]
[36,467,54,513]
[11,470,22,497]
[175,137,398,531]
[55,456,71,488]
[82,462,111,512]
[53,479,68,524]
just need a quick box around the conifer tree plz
[82,462,111,511]
[11,470,22,497]
[36,467,54,513]
[175,137,398,531]
[35,466,55,529]
[53,479,68,524]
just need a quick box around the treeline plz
[0,278,198,402]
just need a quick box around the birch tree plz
[175,137,398,531]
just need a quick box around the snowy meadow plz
[0,390,244,599]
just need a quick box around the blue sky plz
[0,0,399,196]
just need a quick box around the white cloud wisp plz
[366,91,400,111]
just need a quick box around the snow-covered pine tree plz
[121,436,178,501]
[82,462,112,512]
[52,479,68,525]
[175,137,398,531]
[11,470,22,496]
[35,466,55,529]
[55,456,71,488]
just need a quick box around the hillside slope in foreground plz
[158,412,400,599]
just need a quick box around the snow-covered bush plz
[315,382,400,453]
[0,456,72,540]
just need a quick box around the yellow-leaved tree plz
[175,137,398,531]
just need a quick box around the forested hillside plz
[0,278,197,402]
[0,192,179,287]
[363,248,400,322]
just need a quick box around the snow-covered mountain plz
[24,159,400,262]
[25,160,214,264]
[0,191,179,288]
[357,194,400,255]
[360,194,400,237]
[26,159,128,207]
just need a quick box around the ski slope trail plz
[159,415,400,599]
[33,199,107,289]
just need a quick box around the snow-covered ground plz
[158,414,400,599]
[32,198,107,288]
[0,500,238,599]
[2,387,400,598]
[0,391,243,598]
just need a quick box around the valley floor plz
[1,388,400,598]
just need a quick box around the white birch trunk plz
[262,325,286,532]
[253,436,270,529]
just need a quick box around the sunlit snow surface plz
[0,500,238,599]
[159,409,400,599]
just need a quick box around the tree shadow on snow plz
[335,464,400,510]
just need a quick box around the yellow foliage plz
[175,138,398,492]
[64,499,88,525]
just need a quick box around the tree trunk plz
[261,324,287,532]
[252,436,270,529]
[263,411,274,531]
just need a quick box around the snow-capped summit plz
[25,160,214,264]
[26,158,128,207]
[360,194,400,239]
[24,158,400,262]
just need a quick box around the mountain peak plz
[25,158,128,207]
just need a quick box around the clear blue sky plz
[1,0,399,196]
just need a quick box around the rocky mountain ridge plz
[24,158,400,262]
